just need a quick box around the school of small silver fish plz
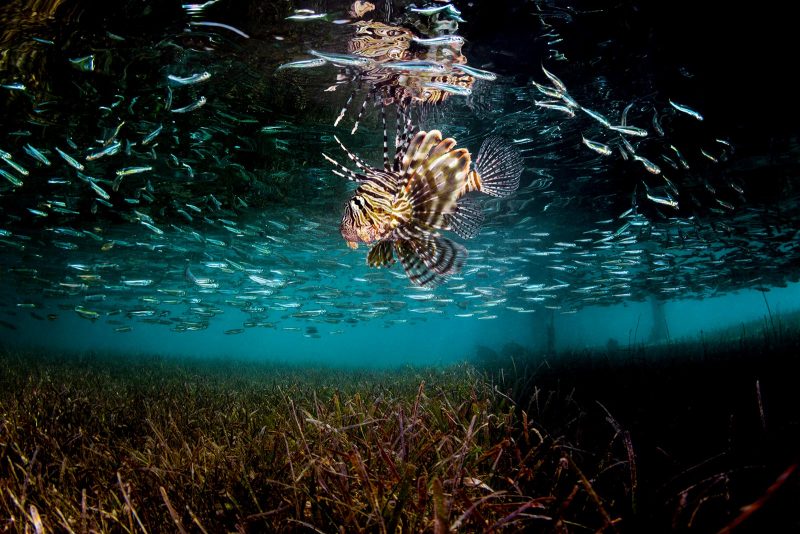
[0,0,798,338]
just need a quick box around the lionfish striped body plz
[325,109,523,287]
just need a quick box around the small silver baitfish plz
[116,166,153,176]
[167,71,211,85]
[171,96,206,113]
[309,50,375,68]
[453,64,497,81]
[609,125,648,137]
[669,99,703,121]
[0,169,23,187]
[382,60,447,73]
[23,144,51,166]
[411,35,465,46]
[541,65,567,93]
[286,13,328,20]
[54,147,84,170]
[634,155,661,174]
[647,192,678,208]
[277,58,328,70]
[581,106,611,128]
[423,82,472,96]
[141,125,163,145]
[535,101,575,117]
[86,141,121,161]
[581,136,612,156]
[1,156,29,176]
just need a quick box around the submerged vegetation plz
[2,314,799,533]
[2,351,621,533]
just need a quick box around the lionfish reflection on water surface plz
[332,19,476,133]
[325,109,523,287]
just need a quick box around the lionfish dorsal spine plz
[393,105,415,172]
[334,90,355,128]
[333,72,362,128]
[333,135,370,172]
[393,106,409,171]
[322,152,365,182]
[381,104,391,171]
[350,86,375,134]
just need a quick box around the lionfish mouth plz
[346,240,359,250]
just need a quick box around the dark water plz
[0,0,798,363]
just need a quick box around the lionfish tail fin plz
[445,197,484,239]
[367,241,395,268]
[473,136,523,197]
[395,231,466,287]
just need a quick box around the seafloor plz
[2,315,799,533]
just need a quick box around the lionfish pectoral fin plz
[395,231,466,287]
[402,148,471,231]
[427,137,458,162]
[444,197,484,239]
[367,240,395,267]
[399,130,442,178]
[473,136,524,197]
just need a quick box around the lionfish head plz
[340,196,379,249]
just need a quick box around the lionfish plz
[325,109,523,287]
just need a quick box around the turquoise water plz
[4,284,799,367]
[1,0,798,366]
